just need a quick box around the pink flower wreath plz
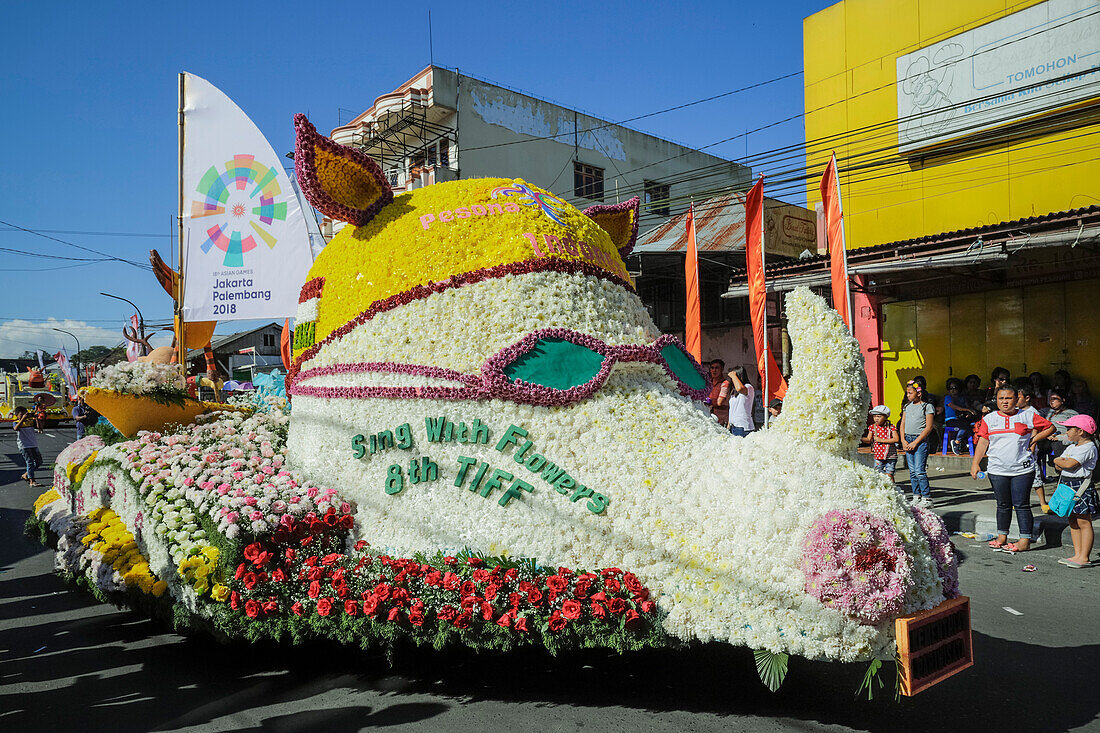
[801,509,913,625]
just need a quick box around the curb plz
[935,508,1071,548]
[854,452,1073,548]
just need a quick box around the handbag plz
[1049,476,1091,517]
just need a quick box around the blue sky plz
[0,0,821,357]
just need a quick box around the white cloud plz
[0,318,172,358]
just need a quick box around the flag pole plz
[833,153,853,334]
[177,72,186,370]
[759,176,769,429]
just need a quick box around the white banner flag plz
[126,314,143,362]
[54,349,77,398]
[181,72,314,321]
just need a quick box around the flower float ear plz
[583,196,640,259]
[294,113,393,226]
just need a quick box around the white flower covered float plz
[28,116,963,690]
[284,116,958,662]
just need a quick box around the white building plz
[330,66,815,391]
[329,66,752,234]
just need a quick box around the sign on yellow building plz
[804,0,1100,411]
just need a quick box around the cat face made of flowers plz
[289,114,709,407]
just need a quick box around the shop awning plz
[721,206,1100,302]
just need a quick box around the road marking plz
[45,433,57,438]
[1002,606,1023,616]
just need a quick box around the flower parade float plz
[81,361,245,438]
[27,114,969,696]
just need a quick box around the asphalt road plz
[2,430,1098,732]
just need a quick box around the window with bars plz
[644,181,671,217]
[574,162,604,201]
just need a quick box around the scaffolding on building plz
[346,99,457,191]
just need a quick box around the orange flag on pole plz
[684,204,702,362]
[280,318,292,370]
[820,152,851,330]
[744,176,787,411]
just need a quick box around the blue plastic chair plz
[941,426,974,455]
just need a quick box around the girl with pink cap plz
[1053,414,1098,567]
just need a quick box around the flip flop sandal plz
[1061,561,1090,568]
[988,540,1008,549]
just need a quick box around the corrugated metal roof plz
[634,192,750,253]
[187,322,282,357]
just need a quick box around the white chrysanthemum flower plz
[288,276,943,662]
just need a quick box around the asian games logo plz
[491,181,570,226]
[190,154,287,268]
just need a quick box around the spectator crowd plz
[703,359,1097,568]
[861,366,1098,567]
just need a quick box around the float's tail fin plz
[772,287,870,458]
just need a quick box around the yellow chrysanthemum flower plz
[34,489,61,514]
[297,178,631,361]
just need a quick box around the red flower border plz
[299,276,325,304]
[288,329,710,406]
[287,258,636,387]
[227,515,661,638]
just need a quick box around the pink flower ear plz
[583,197,640,258]
[294,113,393,226]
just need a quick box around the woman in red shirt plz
[970,385,1055,553]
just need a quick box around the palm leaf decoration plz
[753,649,789,692]
[856,658,884,699]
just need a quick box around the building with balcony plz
[327,66,753,237]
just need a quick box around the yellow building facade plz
[804,0,1100,410]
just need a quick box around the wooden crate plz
[895,596,973,696]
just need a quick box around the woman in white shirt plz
[971,385,1055,553]
[1053,414,1099,567]
[727,366,755,437]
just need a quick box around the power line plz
[0,315,174,323]
[5,262,103,272]
[448,6,1099,171]
[0,227,172,238]
[0,246,117,262]
[535,10,1100,209]
[559,68,1100,214]
[0,218,152,270]
[460,71,805,153]
[620,122,1100,246]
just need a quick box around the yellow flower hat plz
[289,115,640,376]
